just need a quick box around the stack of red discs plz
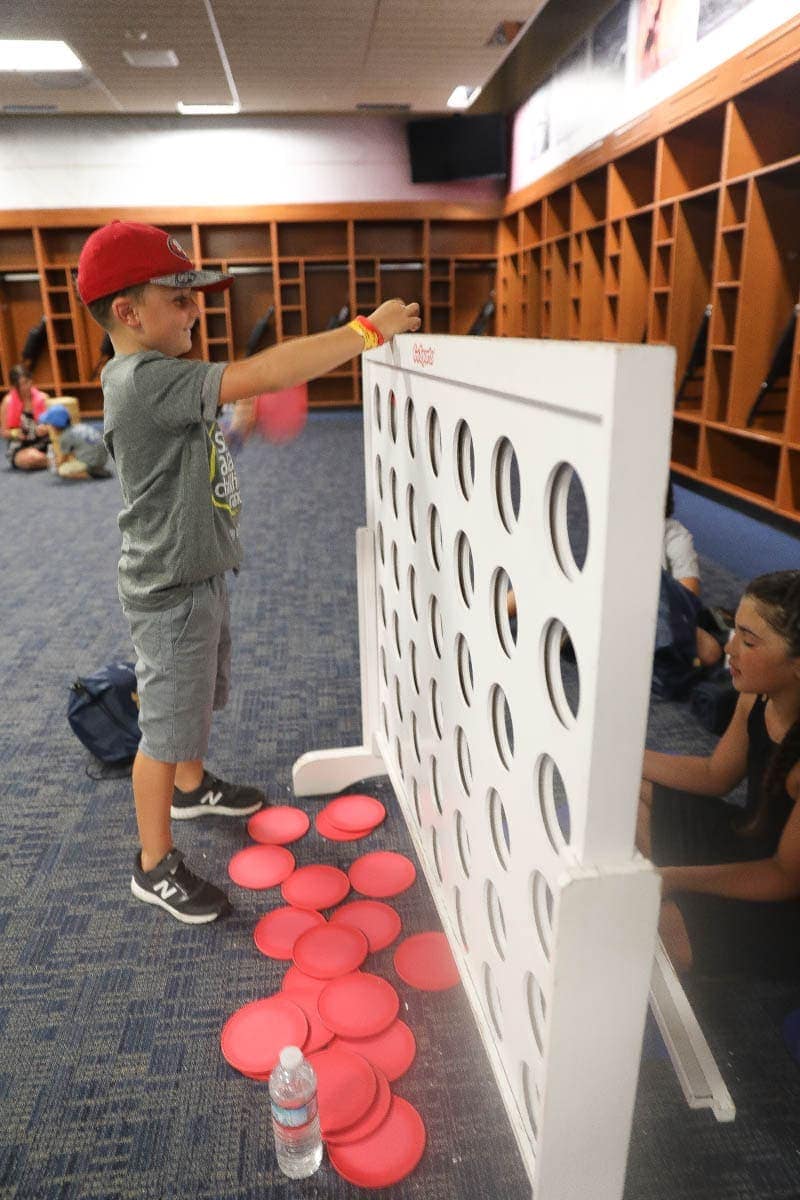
[315,793,386,843]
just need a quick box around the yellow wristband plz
[348,316,384,351]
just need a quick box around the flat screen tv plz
[407,113,507,183]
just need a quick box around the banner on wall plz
[634,0,700,81]
[510,0,769,193]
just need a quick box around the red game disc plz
[394,931,460,991]
[328,1095,426,1187]
[293,924,369,979]
[326,1066,392,1146]
[348,851,416,898]
[324,794,386,833]
[220,995,307,1078]
[288,988,335,1054]
[254,385,308,443]
[247,806,310,845]
[332,1018,416,1082]
[315,808,374,843]
[317,972,399,1039]
[281,864,350,910]
[253,906,326,960]
[308,1045,377,1136]
[282,964,363,999]
[330,899,402,952]
[227,844,295,890]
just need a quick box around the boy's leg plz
[130,747,231,923]
[133,749,176,870]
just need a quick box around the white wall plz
[0,114,504,211]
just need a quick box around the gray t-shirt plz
[59,421,108,470]
[102,351,242,611]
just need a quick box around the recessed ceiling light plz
[176,101,241,115]
[0,40,83,72]
[123,49,179,68]
[447,85,481,109]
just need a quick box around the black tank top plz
[741,695,795,851]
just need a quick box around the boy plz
[77,219,420,924]
[40,404,111,479]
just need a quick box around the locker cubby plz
[201,224,270,261]
[726,58,800,179]
[656,204,674,242]
[304,263,350,334]
[279,221,348,258]
[572,168,607,231]
[355,221,423,258]
[779,448,800,515]
[430,220,496,257]
[617,214,652,343]
[453,263,496,336]
[718,228,743,283]
[659,106,725,199]
[706,350,733,423]
[543,187,571,240]
[520,204,542,248]
[711,284,738,348]
[650,293,669,342]
[0,230,36,269]
[671,417,701,471]
[705,427,781,502]
[608,142,656,219]
[228,268,275,353]
[721,181,748,228]
[728,164,800,431]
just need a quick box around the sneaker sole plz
[170,802,263,820]
[130,876,228,923]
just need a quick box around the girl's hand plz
[368,299,421,341]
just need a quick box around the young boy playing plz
[40,404,111,479]
[77,219,420,924]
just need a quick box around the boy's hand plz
[368,299,421,342]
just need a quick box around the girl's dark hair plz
[9,363,31,387]
[741,571,800,835]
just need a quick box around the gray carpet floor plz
[1,411,799,1200]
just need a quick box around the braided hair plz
[741,571,800,835]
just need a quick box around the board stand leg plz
[649,943,736,1122]
[292,526,388,798]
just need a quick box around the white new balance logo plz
[201,789,223,807]
[152,879,179,900]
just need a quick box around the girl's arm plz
[661,790,800,902]
[219,299,420,405]
[643,693,753,796]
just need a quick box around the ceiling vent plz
[356,102,411,111]
[123,49,179,68]
[31,70,92,90]
[4,103,59,113]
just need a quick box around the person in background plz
[1,364,50,471]
[663,480,723,669]
[639,570,800,978]
[39,404,111,480]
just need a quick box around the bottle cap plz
[279,1045,303,1070]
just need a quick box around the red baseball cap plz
[77,220,233,305]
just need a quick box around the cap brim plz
[149,269,233,292]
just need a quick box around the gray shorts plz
[123,575,231,763]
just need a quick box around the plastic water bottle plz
[268,1045,323,1179]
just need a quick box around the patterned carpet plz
[1,411,799,1200]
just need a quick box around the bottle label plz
[271,1096,317,1129]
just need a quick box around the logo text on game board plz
[412,343,435,368]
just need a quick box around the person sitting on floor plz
[638,569,800,978]
[40,405,111,480]
[1,364,51,471]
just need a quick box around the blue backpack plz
[68,661,141,764]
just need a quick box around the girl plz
[1,363,50,470]
[638,570,800,977]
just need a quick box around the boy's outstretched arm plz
[219,299,420,405]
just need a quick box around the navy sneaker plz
[171,770,265,820]
[131,849,231,923]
